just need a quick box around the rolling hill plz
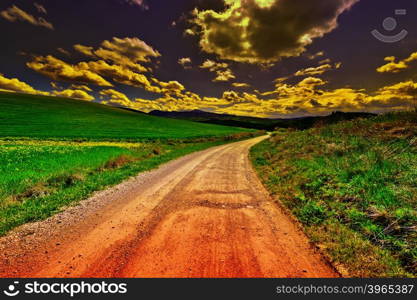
[149,109,376,130]
[0,93,250,140]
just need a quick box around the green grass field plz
[0,92,248,140]
[0,138,254,236]
[0,140,165,203]
[251,111,417,277]
[0,92,257,235]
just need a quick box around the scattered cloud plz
[50,81,61,90]
[178,57,192,69]
[200,59,235,82]
[377,52,417,73]
[0,73,49,95]
[53,89,94,101]
[213,69,235,82]
[232,82,250,88]
[74,44,95,57]
[0,5,54,30]
[184,28,196,36]
[307,51,325,60]
[70,84,92,92]
[100,89,131,106]
[318,58,332,65]
[75,37,159,62]
[82,60,160,92]
[74,37,158,73]
[27,55,113,87]
[191,0,358,63]
[295,62,342,77]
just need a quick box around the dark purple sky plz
[1,0,417,118]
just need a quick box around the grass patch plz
[250,111,417,277]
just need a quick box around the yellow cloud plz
[74,44,95,57]
[222,90,242,103]
[70,84,92,92]
[27,55,112,87]
[152,79,186,97]
[0,5,53,30]
[74,44,149,73]
[100,89,131,106]
[0,73,49,95]
[99,85,230,114]
[232,82,250,88]
[377,53,417,73]
[93,48,149,73]
[295,63,341,77]
[297,77,327,87]
[191,0,358,63]
[308,51,325,60]
[74,37,159,73]
[200,59,235,82]
[213,69,235,82]
[53,89,94,101]
[178,57,192,69]
[79,60,158,92]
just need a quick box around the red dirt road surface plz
[0,136,338,278]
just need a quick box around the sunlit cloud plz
[307,51,325,60]
[200,59,235,82]
[190,0,359,63]
[0,73,49,95]
[70,84,92,92]
[74,37,158,73]
[377,52,417,73]
[75,37,159,62]
[0,5,54,30]
[232,82,250,88]
[80,60,158,92]
[178,57,192,69]
[100,89,131,107]
[295,63,342,77]
[53,89,94,101]
[27,55,113,87]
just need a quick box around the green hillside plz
[251,111,417,277]
[0,92,249,140]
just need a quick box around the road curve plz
[0,136,338,278]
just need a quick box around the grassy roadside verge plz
[0,132,259,236]
[250,112,416,277]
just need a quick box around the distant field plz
[0,92,249,140]
[251,111,417,277]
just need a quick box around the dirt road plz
[0,136,338,278]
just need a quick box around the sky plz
[1,0,417,118]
